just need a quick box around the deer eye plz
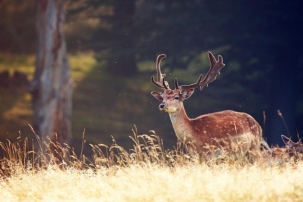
[173,96,179,100]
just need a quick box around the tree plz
[30,0,73,145]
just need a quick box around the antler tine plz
[157,54,166,82]
[151,76,165,88]
[176,74,203,90]
[198,51,225,90]
[151,54,170,90]
[163,77,169,89]
[176,51,225,91]
[174,78,179,89]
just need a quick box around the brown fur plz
[152,89,263,154]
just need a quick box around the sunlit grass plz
[69,51,97,83]
[0,53,35,79]
[2,163,303,201]
[1,127,303,201]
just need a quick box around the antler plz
[175,51,225,91]
[151,54,170,90]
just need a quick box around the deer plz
[266,135,303,163]
[281,135,303,154]
[150,52,270,156]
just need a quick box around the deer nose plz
[159,102,166,109]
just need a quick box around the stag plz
[151,52,269,155]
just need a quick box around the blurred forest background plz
[0,0,302,151]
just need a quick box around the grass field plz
[1,129,303,202]
[2,163,303,201]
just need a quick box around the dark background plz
[0,0,302,149]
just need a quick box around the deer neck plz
[168,103,193,142]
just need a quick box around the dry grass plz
[2,163,303,202]
[1,126,303,201]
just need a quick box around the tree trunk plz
[30,0,73,145]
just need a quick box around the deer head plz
[151,52,225,113]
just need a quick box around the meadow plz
[1,128,303,201]
[1,53,303,201]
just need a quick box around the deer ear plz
[151,91,163,101]
[181,88,194,100]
